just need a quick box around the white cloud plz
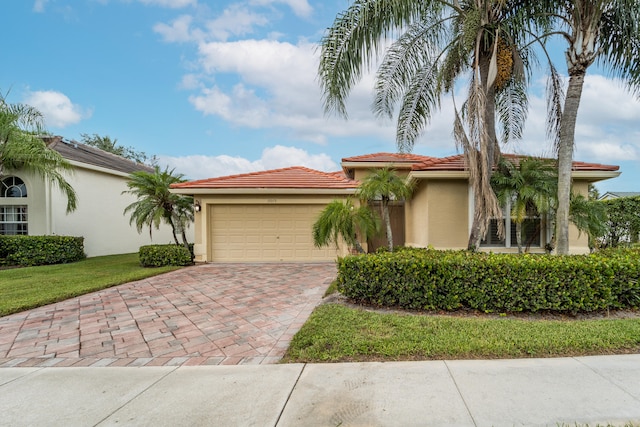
[205,5,269,41]
[138,0,196,8]
[187,38,396,144]
[498,74,640,164]
[153,15,196,43]
[249,0,313,18]
[158,145,338,179]
[24,90,90,128]
[33,0,48,12]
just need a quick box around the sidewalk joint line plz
[274,363,307,426]
[573,356,640,403]
[444,360,478,427]
[91,366,179,427]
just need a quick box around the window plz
[1,176,28,235]
[0,206,28,235]
[481,201,542,248]
[1,176,27,197]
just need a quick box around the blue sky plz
[2,0,639,193]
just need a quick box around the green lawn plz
[0,253,182,316]
[283,303,640,362]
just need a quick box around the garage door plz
[209,204,338,262]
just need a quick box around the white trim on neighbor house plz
[65,159,134,179]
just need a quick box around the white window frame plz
[0,176,29,235]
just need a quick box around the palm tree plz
[123,166,194,254]
[356,168,412,251]
[491,157,557,253]
[568,192,607,250]
[0,94,77,213]
[541,0,640,254]
[319,0,551,250]
[313,198,379,254]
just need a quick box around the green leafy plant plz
[313,198,379,254]
[337,248,640,314]
[139,244,192,267]
[0,235,85,266]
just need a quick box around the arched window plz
[1,176,27,198]
[0,176,28,235]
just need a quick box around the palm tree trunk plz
[166,216,180,245]
[180,228,193,260]
[383,200,393,252]
[516,221,523,253]
[468,50,501,250]
[555,71,585,255]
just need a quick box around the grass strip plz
[0,253,182,316]
[283,303,640,362]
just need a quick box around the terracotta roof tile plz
[412,153,619,172]
[342,152,437,164]
[171,166,359,189]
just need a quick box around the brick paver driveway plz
[0,263,336,368]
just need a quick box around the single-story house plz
[170,152,620,262]
[0,136,188,257]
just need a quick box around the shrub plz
[0,235,85,266]
[139,244,193,267]
[337,248,640,314]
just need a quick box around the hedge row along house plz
[170,152,620,263]
[0,136,184,257]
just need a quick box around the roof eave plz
[170,187,358,195]
[340,161,417,170]
[65,159,132,178]
[571,170,621,182]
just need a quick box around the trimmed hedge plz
[337,248,640,314]
[0,235,85,266]
[139,244,193,267]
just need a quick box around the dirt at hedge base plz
[322,293,640,321]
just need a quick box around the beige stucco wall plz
[406,179,469,249]
[567,180,591,254]
[193,193,352,262]
[6,166,189,257]
[351,167,411,182]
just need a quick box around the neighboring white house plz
[598,191,640,200]
[0,136,191,257]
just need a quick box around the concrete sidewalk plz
[1,355,639,426]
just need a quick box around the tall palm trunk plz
[516,221,523,253]
[555,71,586,254]
[166,215,180,245]
[382,197,394,251]
[467,48,501,250]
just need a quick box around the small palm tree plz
[357,168,412,252]
[123,166,194,255]
[568,193,607,251]
[313,198,379,254]
[0,94,77,212]
[491,157,556,253]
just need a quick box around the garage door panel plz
[209,204,337,262]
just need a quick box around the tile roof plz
[171,166,359,190]
[342,152,438,164]
[44,136,154,175]
[411,153,620,172]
